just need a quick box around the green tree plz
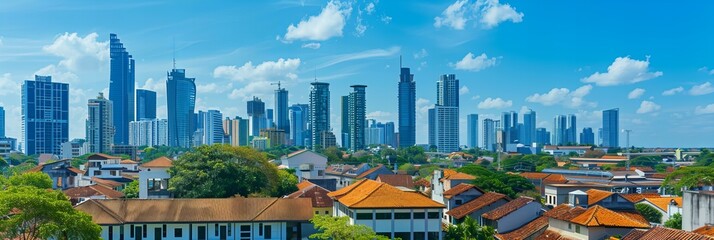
[310,215,390,240]
[444,216,495,240]
[274,169,298,197]
[168,144,279,198]
[635,203,663,223]
[322,146,344,163]
[122,180,139,198]
[664,213,682,229]
[0,173,101,239]
[662,166,714,195]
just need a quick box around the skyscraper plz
[223,116,249,146]
[266,109,274,128]
[340,95,350,149]
[86,93,114,153]
[129,119,168,147]
[22,75,69,155]
[553,115,567,145]
[108,33,135,145]
[201,110,224,145]
[136,89,156,120]
[274,85,289,136]
[0,106,4,137]
[467,114,478,148]
[566,114,577,145]
[500,111,519,144]
[580,127,595,145]
[347,85,367,151]
[536,128,551,145]
[247,97,266,136]
[289,104,309,146]
[523,109,536,145]
[309,82,330,150]
[398,67,415,148]
[365,119,383,146]
[384,122,396,147]
[166,69,196,148]
[428,74,459,153]
[482,118,496,151]
[602,108,619,147]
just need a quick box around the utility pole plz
[624,129,632,169]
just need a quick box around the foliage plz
[310,215,390,240]
[274,169,298,197]
[6,153,35,166]
[635,203,663,223]
[398,163,417,173]
[664,213,682,229]
[0,173,101,239]
[263,145,302,160]
[459,165,534,199]
[3,162,37,177]
[444,216,495,240]
[168,144,279,198]
[417,165,440,179]
[662,166,714,195]
[694,150,714,167]
[617,156,660,168]
[321,147,345,163]
[140,146,189,162]
[654,163,670,173]
[123,180,139,198]
[398,146,428,164]
[500,154,556,172]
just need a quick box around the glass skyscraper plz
[274,86,289,137]
[86,92,114,153]
[108,33,135,145]
[428,74,459,153]
[136,89,156,120]
[580,127,595,145]
[0,106,4,137]
[602,108,619,147]
[566,114,577,145]
[340,95,350,149]
[22,75,69,155]
[247,97,266,136]
[166,69,196,148]
[467,114,478,148]
[347,85,367,151]
[309,82,330,150]
[289,104,309,147]
[201,110,224,145]
[523,109,536,145]
[553,115,567,145]
[482,118,496,151]
[398,67,415,148]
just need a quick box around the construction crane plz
[270,81,282,90]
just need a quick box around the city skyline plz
[2,1,714,147]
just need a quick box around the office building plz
[598,128,603,146]
[166,69,196,148]
[260,128,287,148]
[108,33,135,145]
[247,97,266,136]
[0,137,17,159]
[384,122,396,147]
[267,109,274,128]
[398,66,416,148]
[482,118,496,152]
[428,74,459,153]
[86,93,114,153]
[602,108,619,147]
[347,85,367,151]
[501,111,519,144]
[274,85,289,136]
[552,115,567,145]
[365,119,383,146]
[319,131,337,149]
[0,106,4,137]
[566,114,577,145]
[535,128,550,145]
[129,119,168,147]
[523,109,536,145]
[467,114,478,148]
[341,95,350,149]
[223,116,249,146]
[135,89,156,120]
[580,127,595,145]
[201,110,224,145]
[22,75,69,155]
[289,104,309,146]
[309,82,330,150]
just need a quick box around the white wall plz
[138,167,170,199]
[100,222,289,240]
[683,191,714,231]
[495,202,542,233]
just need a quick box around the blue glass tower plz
[0,106,4,137]
[109,33,135,145]
[398,67,415,148]
[602,108,619,147]
[289,104,309,146]
[166,69,196,148]
[274,85,290,136]
[580,127,595,145]
[523,109,536,145]
[467,114,478,148]
[22,75,69,155]
[136,89,156,120]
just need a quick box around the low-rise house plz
[683,190,714,231]
[325,163,371,189]
[445,192,509,225]
[85,153,134,186]
[285,180,333,216]
[430,169,476,204]
[355,164,394,180]
[584,189,636,210]
[328,179,445,240]
[481,197,542,234]
[623,226,713,240]
[543,183,610,207]
[519,172,568,196]
[636,197,682,223]
[542,204,649,240]
[440,183,485,224]
[28,159,87,190]
[375,174,414,189]
[75,197,314,240]
[139,156,173,199]
[279,149,327,181]
[494,216,548,240]
[63,185,124,205]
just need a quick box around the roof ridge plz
[90,199,125,224]
[251,198,279,221]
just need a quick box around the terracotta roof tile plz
[141,157,173,168]
[623,226,713,240]
[543,174,568,184]
[327,179,443,209]
[63,185,124,199]
[496,216,548,240]
[285,184,334,208]
[444,172,476,181]
[296,180,315,190]
[569,205,650,228]
[693,225,714,237]
[520,172,550,180]
[87,153,121,159]
[544,204,587,221]
[643,197,682,213]
[91,177,124,188]
[482,197,536,220]
[622,193,662,203]
[586,189,616,205]
[120,159,138,164]
[443,183,482,199]
[67,167,85,174]
[617,210,650,226]
[376,174,414,188]
[535,229,576,240]
[414,178,431,188]
[446,192,507,219]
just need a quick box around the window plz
[318,170,325,176]
[130,225,134,238]
[259,223,263,236]
[413,212,426,219]
[575,225,581,233]
[162,224,166,237]
[174,228,183,238]
[215,224,219,236]
[240,225,251,240]
[264,225,272,239]
[375,212,391,219]
[356,213,373,220]
[120,226,124,240]
[315,211,319,215]
[325,211,329,215]
[143,225,147,238]
[568,223,572,229]
[198,226,207,240]
[93,170,101,176]
[455,199,463,205]
[427,212,440,219]
[394,212,411,219]
[108,226,113,240]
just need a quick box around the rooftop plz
[285,183,333,208]
[495,216,548,240]
[693,225,714,237]
[327,179,443,209]
[140,156,173,168]
[623,226,713,240]
[569,205,649,228]
[443,183,482,199]
[446,192,508,219]
[375,174,414,188]
[586,189,618,205]
[356,164,388,179]
[63,185,124,199]
[482,197,535,220]
[643,197,682,212]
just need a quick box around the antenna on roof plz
[399,55,402,68]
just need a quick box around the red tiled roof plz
[586,189,617,205]
[376,174,414,188]
[482,197,535,220]
[120,159,138,164]
[693,225,714,237]
[623,226,713,240]
[285,184,334,208]
[327,179,444,209]
[141,157,173,168]
[569,205,650,228]
[543,174,568,183]
[414,178,431,188]
[443,183,482,199]
[446,192,507,219]
[296,180,315,190]
[63,185,124,199]
[443,172,476,181]
[543,204,587,222]
[520,172,550,179]
[535,229,576,240]
[91,177,124,188]
[68,167,85,174]
[622,193,662,203]
[496,216,548,240]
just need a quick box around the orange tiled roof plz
[482,197,535,220]
[285,184,333,208]
[601,155,628,159]
[543,204,587,222]
[443,183,482,199]
[91,177,124,188]
[355,164,386,179]
[442,169,458,178]
[622,193,662,203]
[141,157,173,168]
[120,159,138,164]
[296,180,315,190]
[535,229,575,240]
[496,216,548,240]
[63,185,124,199]
[68,167,85,174]
[444,172,476,181]
[414,178,431,188]
[327,179,443,209]
[586,189,616,205]
[570,205,650,228]
[693,225,714,237]
[520,172,550,179]
[88,153,121,159]
[544,174,568,183]
[623,226,713,240]
[446,192,507,219]
[617,210,650,226]
[643,197,682,212]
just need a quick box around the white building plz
[60,139,89,159]
[279,149,327,181]
[683,190,714,231]
[430,169,476,204]
[481,197,543,234]
[85,153,133,188]
[129,119,168,147]
[139,156,173,199]
[635,197,682,224]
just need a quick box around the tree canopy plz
[664,213,682,229]
[635,203,663,223]
[662,166,714,195]
[444,216,495,240]
[458,165,534,199]
[168,144,280,198]
[310,215,390,240]
[122,180,139,198]
[274,169,299,197]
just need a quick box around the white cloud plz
[318,46,399,69]
[34,64,79,83]
[42,32,108,71]
[636,100,661,114]
[197,83,230,94]
[367,111,393,122]
[416,98,432,116]
[413,49,428,59]
[381,16,392,24]
[284,1,352,41]
[213,58,301,82]
[452,52,498,71]
[0,73,20,96]
[627,88,645,99]
[69,88,89,104]
[695,104,714,115]
[140,78,166,97]
[459,86,469,95]
[354,21,367,37]
[365,2,375,14]
[698,66,714,75]
[662,86,683,96]
[581,56,663,86]
[525,85,594,108]
[434,0,523,30]
[478,97,512,109]
[301,42,321,49]
[689,82,714,96]
[471,95,481,100]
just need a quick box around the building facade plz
[223,116,249,146]
[602,108,619,147]
[60,139,89,159]
[289,104,309,146]
[201,110,224,145]
[87,93,114,153]
[274,85,289,137]
[22,75,69,155]
[580,127,595,145]
[347,85,367,151]
[247,96,266,137]
[129,119,168,147]
[523,109,536,145]
[552,115,567,146]
[467,114,478,149]
[166,69,196,148]
[482,118,496,152]
[108,33,135,145]
[136,89,156,120]
[398,67,416,148]
[309,82,330,150]
[428,74,460,153]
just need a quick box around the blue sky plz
[1,0,713,147]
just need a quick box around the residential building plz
[108,33,135,145]
[247,96,267,137]
[519,172,568,196]
[76,198,314,240]
[445,191,509,225]
[86,92,114,153]
[375,174,415,189]
[289,104,309,146]
[543,183,610,207]
[523,109,536,145]
[325,163,372,189]
[85,153,134,188]
[274,84,289,136]
[467,114,478,148]
[200,110,224,145]
[260,128,287,148]
[28,159,86,190]
[340,95,350,149]
[623,226,714,240]
[398,66,416,148]
[483,118,497,151]
[494,216,549,240]
[552,115,567,146]
[63,185,124,205]
[347,85,367,151]
[481,197,542,234]
[319,131,336,149]
[636,197,682,224]
[329,179,445,240]
[135,89,156,120]
[166,69,196,148]
[536,127,550,146]
[309,82,330,150]
[602,108,619,147]
[580,127,595,145]
[428,105,459,153]
[60,139,88,159]
[0,137,17,159]
[542,145,593,156]
[129,119,168,147]
[139,156,173,199]
[439,183,486,224]
[683,190,714,231]
[542,204,649,240]
[286,180,334,216]
[431,169,476,204]
[280,149,327,181]
[223,116,249,146]
[22,75,69,155]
